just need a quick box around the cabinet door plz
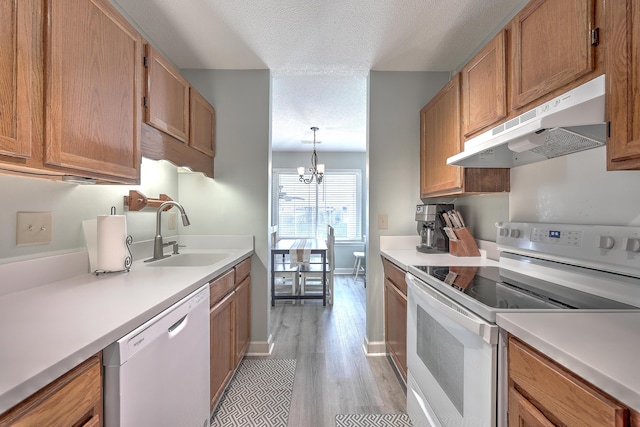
[384,278,407,380]
[606,0,640,170]
[420,75,463,197]
[44,0,142,182]
[508,337,628,427]
[631,409,640,427]
[0,356,102,427]
[210,292,235,411]
[510,0,597,109]
[0,0,36,159]
[145,45,190,143]
[509,386,556,427]
[461,30,507,137]
[234,276,251,365]
[190,88,215,157]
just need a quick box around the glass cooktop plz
[412,265,638,311]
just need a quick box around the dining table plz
[271,238,328,306]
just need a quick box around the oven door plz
[406,273,498,427]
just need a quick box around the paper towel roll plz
[97,215,129,272]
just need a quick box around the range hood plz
[447,74,606,168]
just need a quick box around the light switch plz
[16,212,52,245]
[378,214,388,230]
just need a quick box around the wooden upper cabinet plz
[44,0,142,183]
[145,45,190,143]
[0,0,36,160]
[461,30,508,137]
[189,88,215,157]
[420,75,509,197]
[421,75,464,197]
[510,0,598,110]
[606,0,640,170]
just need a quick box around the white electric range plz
[405,222,640,427]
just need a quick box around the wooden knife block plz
[449,227,481,257]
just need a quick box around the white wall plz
[180,69,272,352]
[368,71,450,349]
[0,158,179,264]
[509,146,640,225]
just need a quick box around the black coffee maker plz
[415,204,453,253]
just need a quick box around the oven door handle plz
[407,274,498,345]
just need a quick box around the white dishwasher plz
[103,284,210,427]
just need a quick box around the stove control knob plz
[510,229,521,238]
[625,238,640,253]
[599,235,615,250]
[499,228,509,237]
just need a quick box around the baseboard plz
[362,336,387,356]
[246,334,274,356]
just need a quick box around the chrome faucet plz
[146,201,190,262]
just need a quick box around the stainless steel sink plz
[147,252,230,267]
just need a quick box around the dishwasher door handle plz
[168,314,188,335]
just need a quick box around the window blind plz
[274,169,362,241]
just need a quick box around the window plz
[273,169,362,241]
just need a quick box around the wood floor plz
[265,275,407,427]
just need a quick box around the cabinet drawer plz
[235,257,251,283]
[508,337,627,427]
[382,258,406,294]
[210,269,235,307]
[0,356,102,427]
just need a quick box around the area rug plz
[335,413,413,427]
[211,358,296,427]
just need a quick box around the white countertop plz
[0,236,253,414]
[379,235,499,270]
[498,312,640,412]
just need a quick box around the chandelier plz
[297,126,324,184]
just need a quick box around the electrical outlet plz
[167,211,177,230]
[378,213,388,230]
[16,212,52,245]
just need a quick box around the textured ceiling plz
[113,0,528,152]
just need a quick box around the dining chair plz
[270,226,299,302]
[353,234,366,286]
[299,225,334,304]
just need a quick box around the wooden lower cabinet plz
[234,275,251,364]
[384,278,407,380]
[210,291,235,410]
[382,257,407,380]
[209,256,252,411]
[508,336,630,427]
[0,355,102,427]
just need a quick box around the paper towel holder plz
[94,235,133,275]
[124,190,174,211]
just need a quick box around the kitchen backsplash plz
[0,158,180,264]
[509,146,640,226]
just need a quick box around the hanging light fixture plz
[297,126,325,184]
